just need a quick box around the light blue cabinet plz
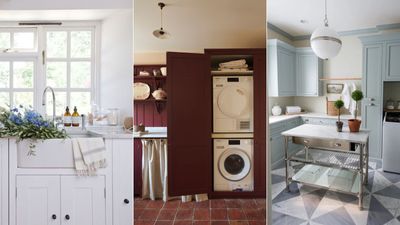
[268,40,322,97]
[269,117,303,169]
[385,42,400,81]
[296,48,323,96]
[360,43,384,159]
[268,39,296,96]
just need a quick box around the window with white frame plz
[44,28,94,116]
[0,25,97,118]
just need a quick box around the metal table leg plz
[365,139,369,185]
[359,143,364,210]
[284,136,290,192]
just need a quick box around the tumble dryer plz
[213,76,253,133]
[213,139,254,191]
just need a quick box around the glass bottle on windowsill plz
[72,106,80,127]
[63,107,72,127]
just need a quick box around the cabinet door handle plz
[52,214,57,220]
[368,103,375,106]
[367,98,374,101]
[124,199,130,204]
[65,215,70,220]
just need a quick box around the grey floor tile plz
[272,210,307,225]
[312,206,356,225]
[367,196,394,225]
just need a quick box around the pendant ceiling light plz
[310,0,342,59]
[153,2,170,39]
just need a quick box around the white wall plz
[0,0,131,10]
[100,10,133,123]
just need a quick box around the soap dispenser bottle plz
[63,107,72,127]
[72,106,80,127]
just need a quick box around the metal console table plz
[281,124,369,209]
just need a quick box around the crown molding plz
[268,22,400,41]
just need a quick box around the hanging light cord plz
[160,7,164,30]
[324,0,329,27]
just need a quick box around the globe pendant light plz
[310,0,342,59]
[153,2,170,39]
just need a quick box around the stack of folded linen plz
[218,59,249,72]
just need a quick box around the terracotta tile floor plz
[134,198,266,225]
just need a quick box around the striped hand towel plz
[72,138,107,175]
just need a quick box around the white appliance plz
[383,112,400,173]
[213,76,253,133]
[213,139,254,191]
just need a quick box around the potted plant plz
[334,99,344,132]
[348,89,364,132]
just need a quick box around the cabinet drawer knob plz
[368,103,375,106]
[52,214,57,220]
[65,215,70,220]
[124,199,130,204]
[335,143,342,147]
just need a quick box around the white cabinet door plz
[60,176,106,225]
[0,139,8,225]
[112,139,133,225]
[16,176,60,225]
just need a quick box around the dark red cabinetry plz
[167,49,266,198]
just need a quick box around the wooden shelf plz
[133,76,167,80]
[134,98,167,103]
[211,70,253,75]
[319,77,362,81]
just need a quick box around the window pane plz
[46,62,67,88]
[46,91,66,117]
[47,31,67,58]
[13,92,33,108]
[71,31,91,58]
[71,62,91,88]
[0,92,10,108]
[13,61,34,88]
[0,62,10,88]
[0,32,10,49]
[13,32,35,49]
[70,92,90,115]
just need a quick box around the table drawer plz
[292,137,351,151]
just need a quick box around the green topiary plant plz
[334,99,344,122]
[351,90,364,120]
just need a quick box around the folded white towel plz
[218,68,249,72]
[219,59,246,68]
[350,83,357,117]
[72,138,107,176]
[341,83,351,109]
[286,106,302,114]
[219,64,249,69]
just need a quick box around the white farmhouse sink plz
[17,132,101,168]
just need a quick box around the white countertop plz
[86,126,133,139]
[281,124,369,143]
[133,127,167,139]
[269,113,357,124]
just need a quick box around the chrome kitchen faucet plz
[42,86,56,124]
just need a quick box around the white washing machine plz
[213,76,253,133]
[213,139,254,191]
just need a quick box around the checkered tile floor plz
[272,159,400,225]
[134,198,266,225]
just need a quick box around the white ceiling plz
[268,0,400,36]
[134,0,266,52]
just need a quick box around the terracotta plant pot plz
[348,119,361,132]
[336,121,343,132]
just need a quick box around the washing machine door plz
[218,148,251,181]
[217,85,249,118]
